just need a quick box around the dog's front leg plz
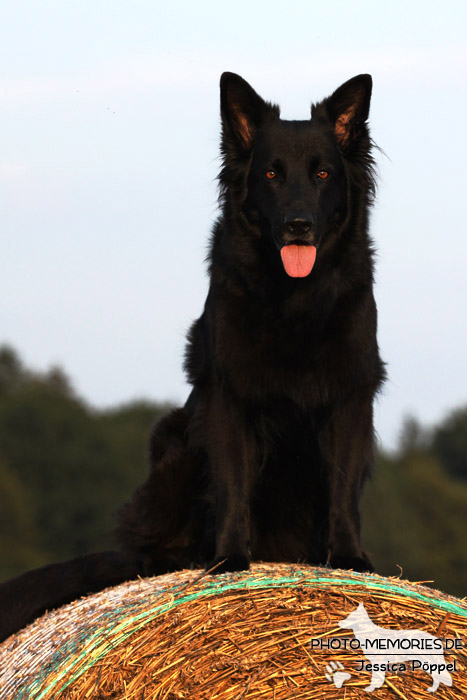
[319,390,376,573]
[205,388,257,574]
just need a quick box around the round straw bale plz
[0,563,466,699]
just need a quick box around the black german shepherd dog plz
[0,73,385,642]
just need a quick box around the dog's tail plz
[0,551,140,643]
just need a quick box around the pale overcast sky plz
[2,1,467,448]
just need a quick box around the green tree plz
[431,406,467,480]
[0,345,170,579]
[362,446,467,597]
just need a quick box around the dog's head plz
[219,72,375,278]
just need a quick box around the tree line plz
[0,345,466,596]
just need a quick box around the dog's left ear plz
[220,73,279,152]
[324,74,372,148]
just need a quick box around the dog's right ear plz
[220,73,279,152]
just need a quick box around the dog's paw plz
[329,554,374,573]
[325,661,351,688]
[205,554,251,575]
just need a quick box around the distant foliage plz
[431,406,467,480]
[362,447,467,597]
[0,345,171,579]
[0,346,25,393]
[0,347,466,596]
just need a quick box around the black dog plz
[0,73,385,642]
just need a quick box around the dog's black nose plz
[283,214,315,238]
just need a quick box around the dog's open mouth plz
[280,244,317,278]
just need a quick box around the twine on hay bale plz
[0,563,466,699]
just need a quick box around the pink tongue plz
[280,245,317,277]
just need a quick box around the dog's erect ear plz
[220,72,279,151]
[324,74,372,148]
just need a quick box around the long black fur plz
[0,73,385,642]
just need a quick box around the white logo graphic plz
[325,660,351,688]
[335,603,453,693]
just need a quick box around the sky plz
[1,1,467,449]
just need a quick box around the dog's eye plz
[265,170,277,180]
[317,170,330,180]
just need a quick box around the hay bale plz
[0,563,466,699]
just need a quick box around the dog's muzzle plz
[282,214,315,245]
